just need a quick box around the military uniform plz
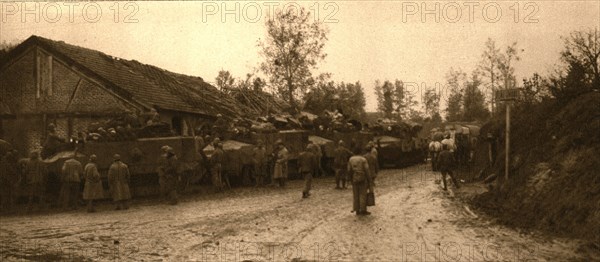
[272,145,289,187]
[298,149,317,198]
[164,153,179,205]
[429,141,442,171]
[437,148,460,190]
[61,158,83,210]
[83,158,104,212]
[252,145,267,186]
[364,151,379,184]
[25,153,47,210]
[108,157,131,210]
[333,144,352,189]
[157,154,168,199]
[210,146,225,191]
[348,155,373,215]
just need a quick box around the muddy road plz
[0,165,592,261]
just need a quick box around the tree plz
[521,73,547,106]
[497,42,521,90]
[0,41,16,61]
[477,38,501,114]
[215,70,235,91]
[547,60,590,101]
[302,74,366,120]
[561,28,600,90]
[393,80,418,120]
[422,88,442,122]
[374,80,395,118]
[259,7,328,112]
[462,72,489,121]
[444,68,466,122]
[339,81,367,120]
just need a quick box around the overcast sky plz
[2,1,598,111]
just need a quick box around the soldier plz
[272,140,289,187]
[437,144,460,191]
[308,141,324,177]
[212,114,229,139]
[298,145,317,198]
[348,148,374,216]
[252,140,267,187]
[429,139,442,171]
[163,147,179,205]
[61,153,83,210]
[157,145,170,200]
[210,142,225,192]
[364,145,379,185]
[0,150,20,211]
[41,123,64,159]
[25,151,47,211]
[333,140,352,189]
[83,155,104,212]
[108,154,131,210]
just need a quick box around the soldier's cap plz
[306,145,312,151]
[216,142,223,148]
[161,145,170,152]
[113,154,121,160]
[338,140,345,145]
[90,154,97,161]
[217,113,222,117]
[213,138,221,143]
[275,139,283,145]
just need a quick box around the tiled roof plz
[10,36,241,117]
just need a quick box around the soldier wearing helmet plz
[252,140,267,187]
[25,151,47,211]
[333,140,353,189]
[108,154,131,210]
[272,139,288,187]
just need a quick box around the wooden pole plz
[505,102,510,181]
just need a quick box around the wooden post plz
[505,102,510,181]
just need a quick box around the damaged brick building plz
[0,35,241,155]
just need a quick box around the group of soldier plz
[428,133,462,191]
[294,140,379,215]
[0,150,133,213]
[1,134,381,216]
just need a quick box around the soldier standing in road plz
[437,144,461,191]
[308,141,324,178]
[252,140,267,187]
[298,145,317,198]
[429,140,442,171]
[61,154,83,210]
[163,147,179,205]
[347,148,373,216]
[108,154,131,210]
[210,142,225,192]
[157,145,170,200]
[25,151,47,211]
[0,150,20,211]
[364,145,379,185]
[333,140,352,189]
[83,154,104,212]
[272,140,289,187]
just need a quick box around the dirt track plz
[0,165,592,261]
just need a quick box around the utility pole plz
[505,102,510,181]
[497,88,519,181]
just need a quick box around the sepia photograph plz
[0,1,599,261]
